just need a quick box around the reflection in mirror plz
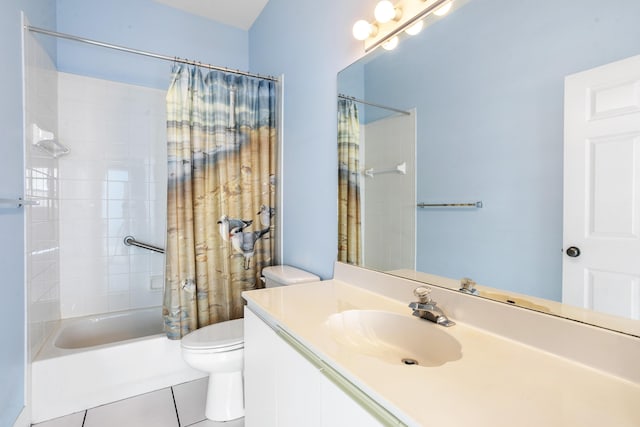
[338,94,416,270]
[337,0,640,336]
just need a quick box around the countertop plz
[243,279,640,427]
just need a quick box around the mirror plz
[337,0,640,336]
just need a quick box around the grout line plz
[170,386,182,427]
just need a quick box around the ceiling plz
[153,0,269,30]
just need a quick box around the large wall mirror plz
[337,0,640,336]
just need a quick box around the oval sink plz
[325,310,462,367]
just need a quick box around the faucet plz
[408,287,455,327]
[459,277,478,295]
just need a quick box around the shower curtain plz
[337,99,361,265]
[164,65,277,339]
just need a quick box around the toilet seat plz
[181,318,244,352]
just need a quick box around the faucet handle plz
[413,286,432,304]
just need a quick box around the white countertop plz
[243,278,640,427]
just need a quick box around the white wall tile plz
[107,291,130,312]
[130,287,163,309]
[58,73,167,317]
[25,31,61,358]
[58,180,97,201]
[59,199,103,221]
[58,160,97,182]
[108,275,131,295]
[107,218,130,237]
[129,254,150,274]
[108,255,131,276]
[151,255,165,275]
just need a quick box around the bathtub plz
[31,307,205,423]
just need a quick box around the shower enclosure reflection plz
[337,94,416,271]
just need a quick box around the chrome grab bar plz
[123,235,165,254]
[417,201,483,208]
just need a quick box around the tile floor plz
[32,378,244,427]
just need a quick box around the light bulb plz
[405,20,424,35]
[434,1,453,16]
[374,1,400,23]
[382,36,399,50]
[353,20,375,40]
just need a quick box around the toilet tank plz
[262,265,319,288]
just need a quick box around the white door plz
[563,55,640,319]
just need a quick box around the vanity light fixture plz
[353,0,466,52]
[352,19,378,41]
[404,20,424,35]
[382,36,399,50]
[433,0,453,16]
[374,1,402,23]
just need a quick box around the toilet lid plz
[181,318,244,351]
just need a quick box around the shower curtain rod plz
[26,25,279,82]
[338,93,410,115]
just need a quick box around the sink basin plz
[325,310,462,367]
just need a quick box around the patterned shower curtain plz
[164,65,277,339]
[337,99,361,265]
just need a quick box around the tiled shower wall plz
[26,47,167,355]
[25,30,61,358]
[57,73,167,318]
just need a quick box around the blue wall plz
[56,0,249,89]
[358,0,640,300]
[250,0,377,279]
[0,3,55,425]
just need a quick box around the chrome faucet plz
[459,277,478,295]
[408,287,455,327]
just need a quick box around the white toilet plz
[180,265,319,421]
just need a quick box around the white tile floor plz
[32,378,244,427]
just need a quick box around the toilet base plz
[205,370,244,421]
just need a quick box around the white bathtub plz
[31,307,205,423]
[53,306,165,349]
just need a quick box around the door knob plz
[566,246,581,257]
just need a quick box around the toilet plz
[180,265,320,421]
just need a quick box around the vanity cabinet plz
[244,308,386,427]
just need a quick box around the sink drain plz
[401,358,419,366]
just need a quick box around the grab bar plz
[123,235,165,254]
[0,198,39,208]
[417,201,483,208]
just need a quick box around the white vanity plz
[243,263,640,427]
